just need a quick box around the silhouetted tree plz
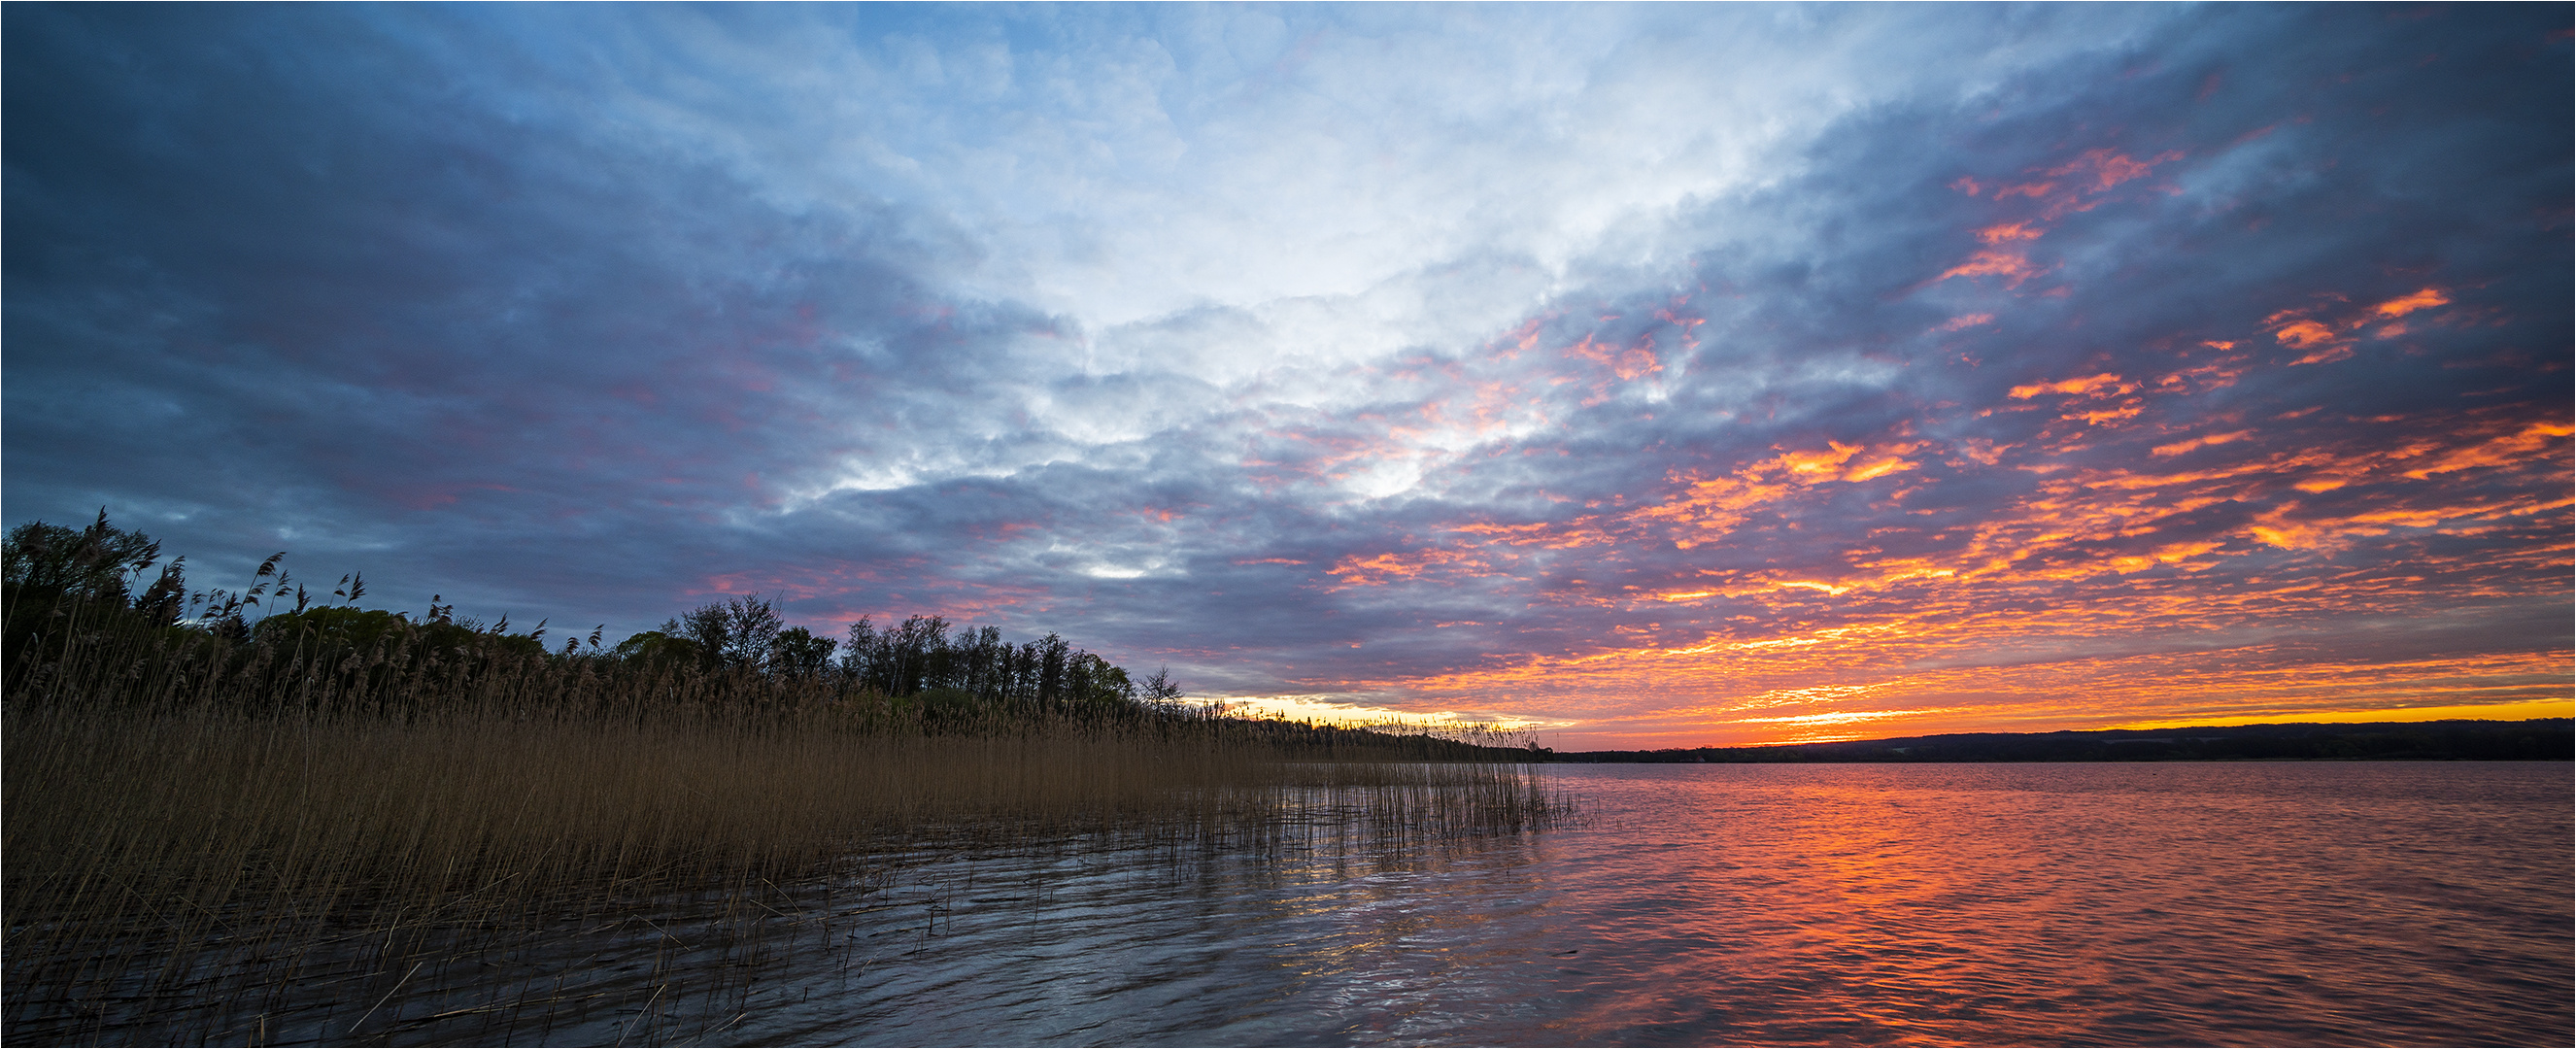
[770,626,836,677]
[666,593,785,671]
[4,509,164,609]
[1035,632,1069,705]
[613,629,704,670]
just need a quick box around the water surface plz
[694,761,2570,1046]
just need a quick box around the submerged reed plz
[3,594,1568,1045]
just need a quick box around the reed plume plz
[4,559,1567,1045]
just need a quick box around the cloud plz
[5,4,2567,746]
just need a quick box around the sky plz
[5,3,2568,749]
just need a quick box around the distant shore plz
[1557,718,2574,763]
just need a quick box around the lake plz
[144,761,2568,1046]
[634,761,2569,1047]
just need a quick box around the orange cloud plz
[1564,332,1663,383]
[2151,429,2254,457]
[1374,395,2562,741]
[2048,148,2185,191]
[1323,547,1501,589]
[1397,599,2570,747]
[1938,249,2041,287]
[1779,441,1863,477]
[2371,287,2451,320]
[2401,421,2575,479]
[2271,320,2340,349]
[1976,221,2043,244]
[1775,441,1922,484]
[1262,279,2563,749]
[2255,288,2455,366]
[1926,149,2191,299]
[2010,373,2132,399]
[2265,312,2356,365]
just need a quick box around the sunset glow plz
[6,5,2566,748]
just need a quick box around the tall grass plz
[3,594,1568,1044]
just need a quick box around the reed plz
[3,592,1568,1044]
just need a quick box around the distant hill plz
[1559,719,2573,763]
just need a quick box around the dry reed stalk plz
[3,601,1571,1044]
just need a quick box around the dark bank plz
[1559,718,2575,763]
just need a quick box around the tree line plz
[3,512,1185,715]
[608,593,1184,711]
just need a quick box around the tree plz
[3,509,165,608]
[1067,652,1133,707]
[612,630,704,670]
[1034,632,1069,705]
[667,593,784,671]
[770,626,837,677]
[1142,665,1186,706]
[840,617,879,684]
[253,606,407,653]
[254,605,548,665]
[830,610,1155,712]
[886,615,949,694]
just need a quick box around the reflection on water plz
[701,761,2568,1047]
[69,763,2559,1045]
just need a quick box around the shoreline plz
[1556,717,2573,763]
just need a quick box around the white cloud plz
[599,4,2179,359]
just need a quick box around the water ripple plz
[598,762,2568,1046]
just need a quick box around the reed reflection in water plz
[731,761,2568,1047]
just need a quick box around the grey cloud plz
[6,4,2564,727]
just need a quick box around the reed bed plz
[3,596,1569,1045]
